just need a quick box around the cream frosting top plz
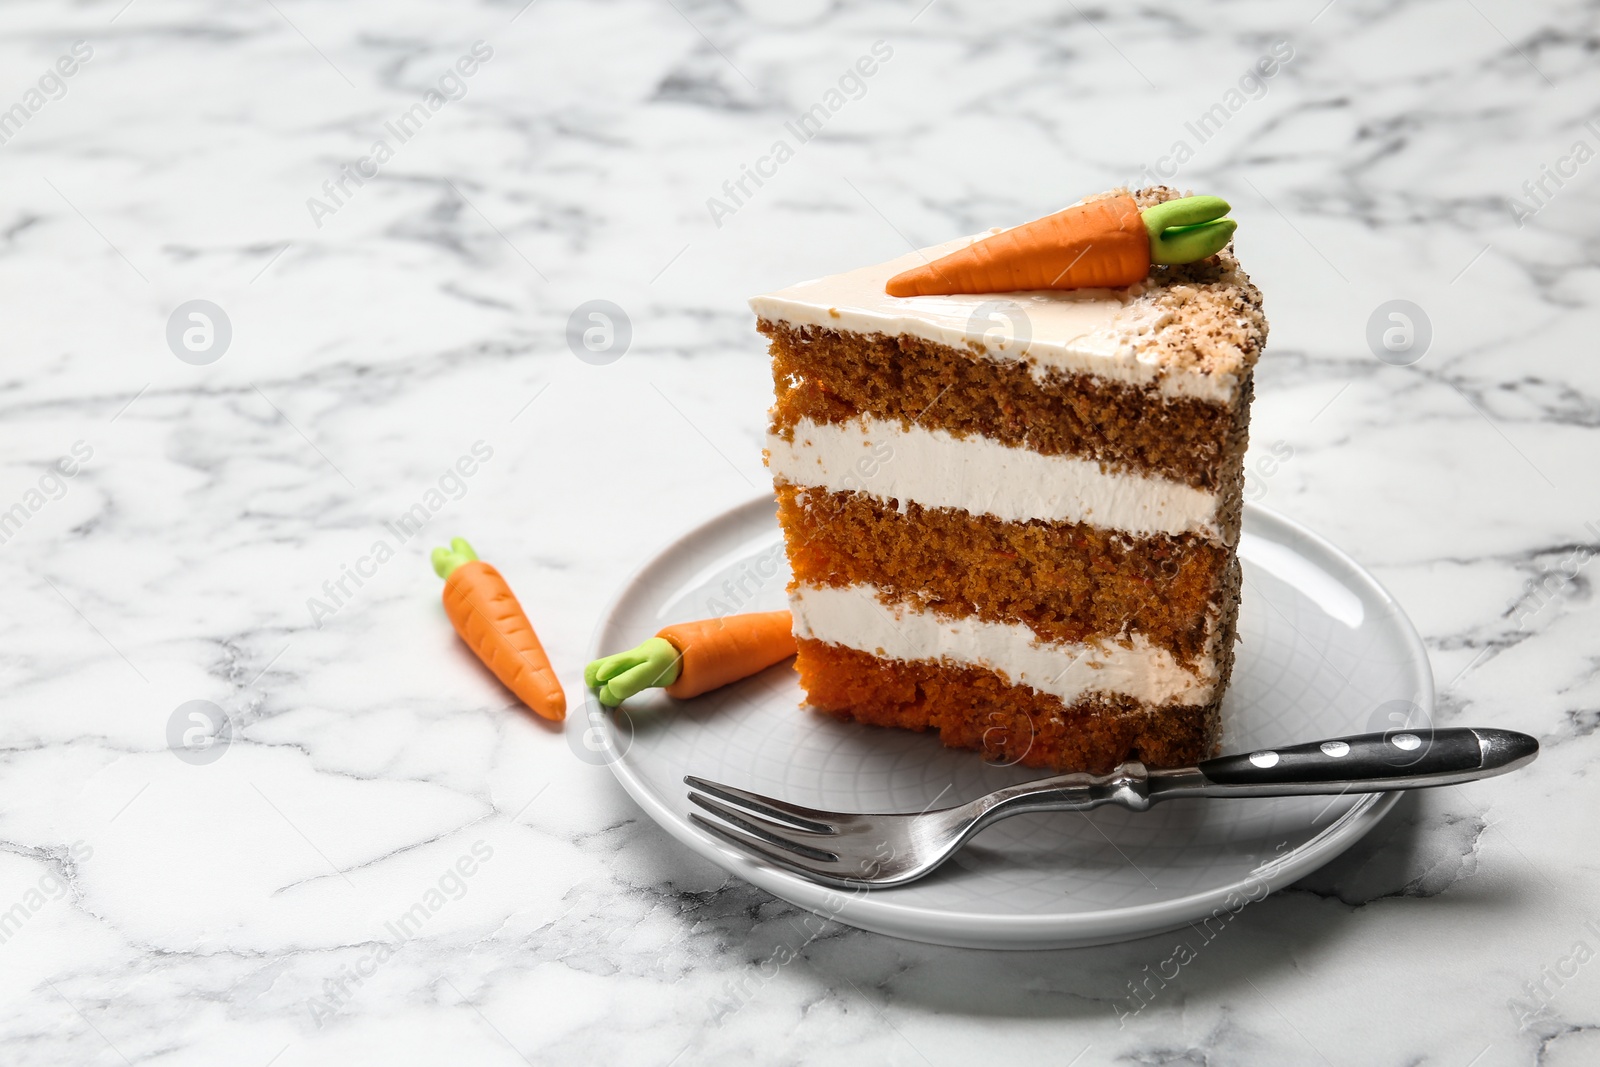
[749,227,1263,404]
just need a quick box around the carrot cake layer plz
[796,639,1221,774]
[777,484,1230,663]
[765,321,1252,490]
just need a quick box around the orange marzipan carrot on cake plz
[884,193,1150,297]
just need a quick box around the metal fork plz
[685,727,1538,889]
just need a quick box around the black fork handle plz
[1191,727,1537,793]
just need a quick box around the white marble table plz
[1,0,1596,1063]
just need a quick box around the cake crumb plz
[1105,186,1268,383]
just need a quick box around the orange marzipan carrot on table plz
[432,537,566,721]
[585,610,797,706]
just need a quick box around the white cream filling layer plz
[767,416,1221,539]
[790,582,1215,707]
[748,232,1238,404]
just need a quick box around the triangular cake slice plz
[751,186,1267,773]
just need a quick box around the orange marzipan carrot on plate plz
[656,611,796,699]
[585,610,797,707]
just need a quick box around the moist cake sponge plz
[753,187,1266,774]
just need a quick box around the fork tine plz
[687,793,840,862]
[688,813,846,878]
[683,775,837,834]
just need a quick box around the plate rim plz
[586,495,1432,949]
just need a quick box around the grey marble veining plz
[0,0,1597,1063]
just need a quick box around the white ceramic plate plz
[579,496,1433,950]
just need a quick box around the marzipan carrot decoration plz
[432,537,566,721]
[884,194,1235,297]
[584,610,796,707]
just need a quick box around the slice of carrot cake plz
[751,187,1266,774]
